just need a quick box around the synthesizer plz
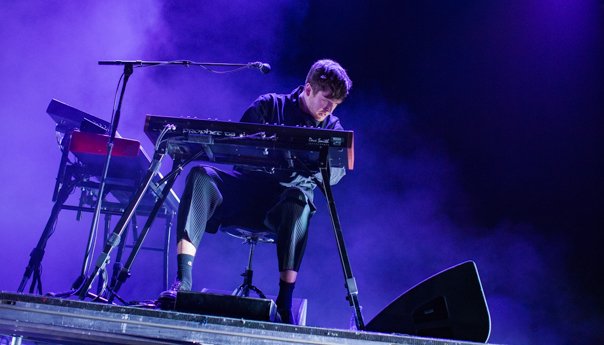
[144,115,355,171]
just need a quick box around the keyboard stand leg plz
[17,165,79,294]
[318,148,365,330]
[108,159,183,302]
[163,211,174,291]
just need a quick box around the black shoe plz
[156,280,190,310]
[276,307,295,325]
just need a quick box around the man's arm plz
[320,115,346,185]
[240,95,272,124]
[314,168,346,186]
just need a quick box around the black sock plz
[276,280,295,323]
[177,254,194,290]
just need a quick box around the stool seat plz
[221,226,276,243]
[219,225,275,299]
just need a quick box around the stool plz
[221,226,276,299]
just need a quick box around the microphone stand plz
[75,59,269,300]
[62,63,133,300]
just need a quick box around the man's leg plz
[279,270,297,283]
[167,166,223,293]
[276,270,298,324]
[172,239,196,292]
[266,188,312,324]
[177,239,197,255]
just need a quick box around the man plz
[160,59,352,324]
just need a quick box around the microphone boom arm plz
[98,60,270,73]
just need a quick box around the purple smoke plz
[0,2,602,345]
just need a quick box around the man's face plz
[303,83,343,122]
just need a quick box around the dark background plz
[1,1,602,344]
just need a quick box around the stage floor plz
[0,292,490,345]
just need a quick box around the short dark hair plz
[305,59,352,100]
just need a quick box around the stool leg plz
[248,284,267,299]
[233,239,267,298]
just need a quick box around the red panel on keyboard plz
[69,131,141,157]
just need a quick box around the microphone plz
[249,61,271,74]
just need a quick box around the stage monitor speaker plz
[175,291,277,322]
[365,261,491,343]
[201,288,308,326]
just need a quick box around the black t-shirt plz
[240,86,343,130]
[236,86,346,200]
